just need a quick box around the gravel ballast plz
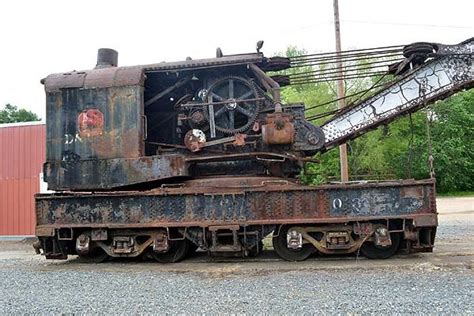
[0,263,472,314]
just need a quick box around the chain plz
[406,113,414,178]
[420,80,435,179]
[426,112,435,178]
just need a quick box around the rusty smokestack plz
[95,48,118,68]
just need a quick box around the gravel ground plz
[0,266,472,314]
[0,197,472,314]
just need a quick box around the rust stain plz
[78,109,104,137]
[400,186,424,198]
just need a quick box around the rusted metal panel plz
[44,83,165,190]
[35,226,54,237]
[45,85,144,160]
[0,122,45,235]
[43,67,144,92]
[142,53,263,72]
[327,185,431,217]
[35,178,436,229]
[43,79,190,190]
[413,214,438,227]
[44,154,189,190]
[43,72,87,92]
[43,54,262,92]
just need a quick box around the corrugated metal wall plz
[0,122,45,235]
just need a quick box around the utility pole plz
[333,0,349,182]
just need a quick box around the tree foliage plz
[343,90,474,192]
[0,104,40,124]
[382,90,474,192]
[279,47,473,193]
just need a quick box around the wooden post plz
[333,0,349,182]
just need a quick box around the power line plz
[282,20,473,32]
[341,19,474,30]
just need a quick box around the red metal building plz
[0,121,45,236]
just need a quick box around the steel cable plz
[289,44,404,61]
[282,44,404,122]
[289,58,401,79]
[289,62,398,83]
[290,71,387,85]
[290,52,403,68]
[304,74,393,121]
[303,80,390,112]
[290,49,403,64]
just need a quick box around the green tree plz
[277,47,341,184]
[386,90,473,192]
[336,90,473,192]
[0,104,40,123]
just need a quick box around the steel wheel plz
[360,232,401,259]
[185,241,200,258]
[77,248,109,263]
[272,225,315,262]
[150,239,190,263]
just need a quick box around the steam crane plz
[35,38,472,262]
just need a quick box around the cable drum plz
[403,42,438,58]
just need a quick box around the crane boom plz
[321,38,473,151]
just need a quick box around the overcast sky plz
[0,0,472,120]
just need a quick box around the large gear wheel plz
[204,76,261,134]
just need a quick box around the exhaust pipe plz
[95,48,118,68]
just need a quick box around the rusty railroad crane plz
[35,38,473,262]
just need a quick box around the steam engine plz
[42,44,324,191]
